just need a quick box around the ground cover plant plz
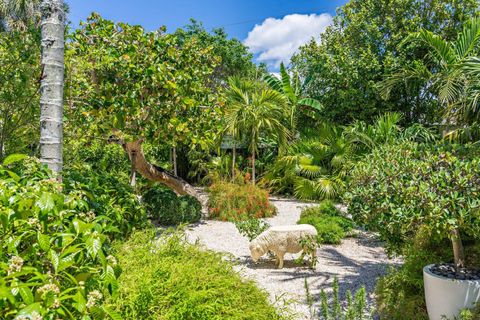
[107,229,285,320]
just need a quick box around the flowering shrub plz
[207,181,277,221]
[0,156,121,319]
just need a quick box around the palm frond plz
[409,29,456,67]
[263,73,283,92]
[298,97,323,112]
[279,62,297,103]
[463,57,480,77]
[454,17,480,59]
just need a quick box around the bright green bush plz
[108,229,284,320]
[298,201,353,244]
[142,185,202,225]
[207,180,277,221]
[345,141,480,256]
[0,156,120,319]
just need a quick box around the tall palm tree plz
[379,17,480,124]
[224,78,290,184]
[264,62,322,133]
[39,0,65,174]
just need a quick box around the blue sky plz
[67,0,348,69]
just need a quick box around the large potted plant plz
[345,142,480,320]
[420,152,480,320]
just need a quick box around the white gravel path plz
[185,198,400,319]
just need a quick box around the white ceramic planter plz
[424,264,480,320]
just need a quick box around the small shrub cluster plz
[235,219,270,241]
[207,180,277,221]
[107,229,284,320]
[298,200,353,244]
[142,185,202,225]
[0,156,121,319]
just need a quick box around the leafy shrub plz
[318,277,373,319]
[207,180,277,221]
[0,156,120,319]
[298,201,353,244]
[235,219,270,241]
[63,162,148,238]
[142,185,202,225]
[345,141,480,259]
[65,141,130,174]
[107,229,284,320]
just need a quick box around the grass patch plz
[108,229,284,320]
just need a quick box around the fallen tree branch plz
[109,136,207,212]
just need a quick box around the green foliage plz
[234,218,270,241]
[66,13,223,160]
[454,304,480,320]
[224,77,290,183]
[291,0,479,124]
[63,163,148,239]
[381,17,480,125]
[0,28,40,159]
[107,229,284,320]
[142,185,202,225]
[345,141,480,256]
[263,62,323,134]
[207,180,276,221]
[263,113,432,201]
[319,278,373,320]
[298,201,353,245]
[0,157,121,319]
[174,19,258,85]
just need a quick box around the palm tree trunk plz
[39,0,65,174]
[252,148,256,185]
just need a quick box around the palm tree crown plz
[224,77,290,184]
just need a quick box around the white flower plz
[86,290,103,309]
[37,283,60,298]
[7,256,23,274]
[31,312,43,320]
[106,255,117,267]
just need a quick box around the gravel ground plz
[185,198,400,319]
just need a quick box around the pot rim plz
[424,264,480,283]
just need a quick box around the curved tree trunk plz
[39,0,65,174]
[115,139,207,210]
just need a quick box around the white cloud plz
[244,13,333,70]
